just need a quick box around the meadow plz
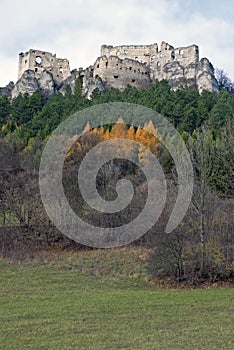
[0,248,233,350]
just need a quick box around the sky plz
[0,0,233,86]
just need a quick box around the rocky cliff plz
[11,70,55,99]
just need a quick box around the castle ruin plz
[93,55,151,90]
[7,41,218,99]
[18,49,71,83]
[94,42,218,93]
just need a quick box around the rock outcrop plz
[0,81,14,97]
[38,70,55,97]
[11,70,40,99]
[56,67,106,98]
[81,67,106,98]
[11,69,55,99]
[196,58,219,93]
[58,69,80,95]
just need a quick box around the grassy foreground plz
[0,249,233,350]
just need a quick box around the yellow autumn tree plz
[110,117,128,139]
[136,121,161,165]
[66,123,104,162]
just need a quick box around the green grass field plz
[0,249,233,350]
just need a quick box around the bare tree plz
[215,68,234,92]
[188,126,216,275]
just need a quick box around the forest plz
[0,77,233,285]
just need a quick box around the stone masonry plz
[93,56,151,91]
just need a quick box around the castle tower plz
[18,49,71,83]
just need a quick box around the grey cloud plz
[0,0,233,85]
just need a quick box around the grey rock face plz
[58,69,80,95]
[82,67,106,99]
[0,81,14,97]
[38,70,55,97]
[58,68,106,99]
[11,70,39,99]
[10,66,105,100]
[11,69,55,99]
[196,58,219,93]
[161,61,187,89]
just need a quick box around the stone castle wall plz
[101,42,199,70]
[18,49,71,83]
[94,42,214,92]
[101,44,158,66]
[93,55,150,90]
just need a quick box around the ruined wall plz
[148,44,198,90]
[101,42,199,72]
[101,44,158,66]
[150,43,199,80]
[18,49,71,83]
[99,42,209,92]
[93,55,150,90]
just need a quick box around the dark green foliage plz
[1,80,233,197]
[11,91,45,125]
[1,79,233,144]
[210,120,234,196]
[0,95,10,125]
[209,90,234,129]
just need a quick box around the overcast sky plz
[0,0,233,86]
